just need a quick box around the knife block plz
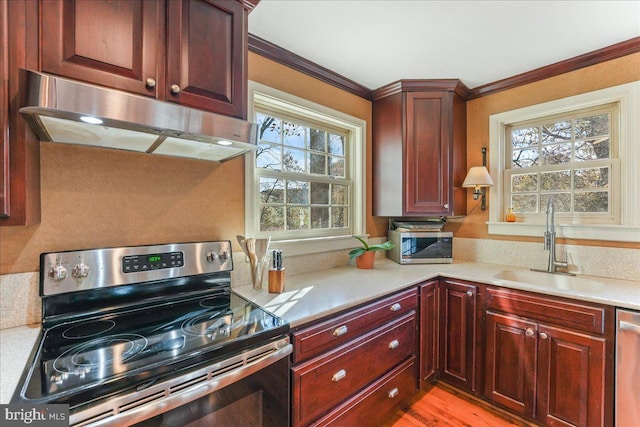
[268,268,285,294]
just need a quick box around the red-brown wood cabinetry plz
[484,287,614,427]
[372,81,468,216]
[419,280,438,387]
[290,288,418,427]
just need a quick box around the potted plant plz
[349,235,395,269]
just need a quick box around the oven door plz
[136,354,290,427]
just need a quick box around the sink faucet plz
[533,198,575,275]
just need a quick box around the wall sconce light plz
[462,147,494,210]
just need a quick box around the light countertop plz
[2,260,639,404]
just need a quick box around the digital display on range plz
[122,252,184,273]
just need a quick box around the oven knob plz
[206,252,220,263]
[48,265,68,282]
[72,263,90,279]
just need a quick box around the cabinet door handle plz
[333,325,348,337]
[525,328,535,337]
[539,332,548,339]
[444,204,449,209]
[466,291,473,297]
[170,84,181,95]
[388,339,400,349]
[145,78,156,88]
[388,388,399,398]
[332,369,346,382]
[390,303,401,312]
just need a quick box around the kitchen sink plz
[493,269,605,292]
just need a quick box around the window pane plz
[511,173,538,192]
[287,180,309,204]
[256,113,280,143]
[259,178,284,203]
[329,156,345,177]
[541,170,571,191]
[282,122,305,148]
[575,138,610,161]
[512,148,539,168]
[283,148,306,172]
[329,134,345,155]
[260,206,284,231]
[541,193,571,212]
[541,143,572,164]
[574,167,609,189]
[542,121,571,144]
[575,113,609,139]
[310,153,326,175]
[287,206,309,229]
[574,192,608,212]
[310,129,326,152]
[310,182,329,204]
[332,185,348,205]
[511,127,539,148]
[512,194,538,213]
[310,207,329,229]
[331,207,348,227]
[256,144,282,170]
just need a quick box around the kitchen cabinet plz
[419,280,438,387]
[438,278,479,393]
[372,80,468,216]
[484,287,614,427]
[0,0,40,226]
[290,288,418,427]
[40,0,249,119]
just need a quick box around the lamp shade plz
[462,166,494,187]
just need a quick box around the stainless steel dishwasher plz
[616,308,640,427]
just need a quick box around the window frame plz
[245,81,367,255]
[488,81,640,242]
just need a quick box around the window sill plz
[266,235,369,256]
[488,222,640,242]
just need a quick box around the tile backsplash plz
[2,238,638,330]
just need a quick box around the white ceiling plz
[249,0,640,90]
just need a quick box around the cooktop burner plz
[12,241,290,411]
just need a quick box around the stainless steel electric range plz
[11,241,292,426]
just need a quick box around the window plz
[505,105,618,223]
[246,82,366,254]
[488,81,640,242]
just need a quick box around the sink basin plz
[493,269,605,292]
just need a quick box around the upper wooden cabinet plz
[372,81,468,217]
[40,0,248,119]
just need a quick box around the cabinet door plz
[419,280,438,386]
[404,91,452,215]
[166,0,247,118]
[41,0,162,97]
[536,325,606,427]
[439,279,476,392]
[484,311,537,418]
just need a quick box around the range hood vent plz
[19,69,258,162]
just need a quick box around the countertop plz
[2,260,639,404]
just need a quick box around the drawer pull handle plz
[332,369,346,382]
[388,388,399,399]
[333,325,348,337]
[539,332,548,339]
[466,291,473,297]
[525,328,535,337]
[389,340,400,349]
[390,303,401,312]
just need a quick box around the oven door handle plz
[74,338,292,427]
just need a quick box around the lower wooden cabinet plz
[290,289,418,427]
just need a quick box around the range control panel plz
[122,252,184,273]
[40,241,233,296]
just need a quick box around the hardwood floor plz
[381,383,540,427]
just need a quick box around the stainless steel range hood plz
[19,69,258,162]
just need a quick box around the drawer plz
[309,356,417,427]
[292,312,416,427]
[486,287,606,335]
[292,288,418,363]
